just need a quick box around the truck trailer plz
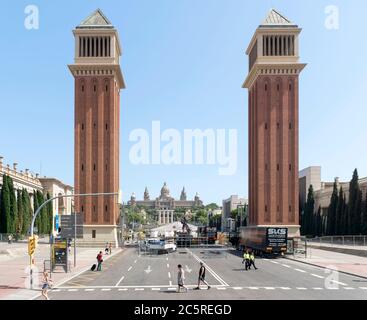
[239,226,288,255]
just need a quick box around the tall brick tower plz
[69,9,125,245]
[243,9,306,238]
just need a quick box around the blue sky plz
[0,0,366,205]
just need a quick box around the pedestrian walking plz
[249,252,258,270]
[194,262,210,290]
[109,242,112,255]
[8,234,13,244]
[41,271,53,300]
[242,250,250,270]
[96,251,103,271]
[177,264,188,293]
[105,242,109,255]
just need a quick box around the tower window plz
[289,164,292,171]
[81,205,84,212]
[81,123,84,130]
[277,84,280,91]
[277,123,280,129]
[265,164,268,170]
[265,84,268,91]
[81,85,84,92]
[289,205,292,212]
[94,85,96,92]
[81,164,84,171]
[105,164,108,171]
[277,164,280,171]
[93,164,96,171]
[105,124,108,130]
[289,122,292,130]
[265,205,268,212]
[106,85,108,92]
[277,205,280,212]
[265,123,268,130]
[289,84,292,91]
[93,123,96,129]
[105,205,108,212]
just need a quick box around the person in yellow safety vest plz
[249,252,258,270]
[242,250,251,270]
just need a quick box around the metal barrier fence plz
[307,235,367,247]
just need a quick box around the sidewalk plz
[0,241,122,300]
[286,247,367,278]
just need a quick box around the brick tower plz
[243,9,306,238]
[69,9,125,245]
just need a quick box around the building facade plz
[128,183,203,225]
[243,9,306,238]
[221,195,246,232]
[68,9,125,244]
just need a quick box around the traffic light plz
[28,236,37,256]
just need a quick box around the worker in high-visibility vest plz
[242,250,251,270]
[249,252,258,270]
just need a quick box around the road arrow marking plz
[145,266,152,274]
[185,265,192,273]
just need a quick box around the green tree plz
[335,187,346,235]
[326,181,338,235]
[33,190,40,233]
[314,206,322,237]
[7,176,17,234]
[0,175,11,233]
[302,185,315,236]
[205,203,219,211]
[362,191,367,235]
[21,189,32,235]
[46,192,53,234]
[16,190,23,234]
[347,169,362,235]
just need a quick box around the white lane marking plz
[134,260,137,263]
[166,257,168,261]
[296,287,307,290]
[169,281,172,286]
[344,287,355,290]
[168,288,176,291]
[264,287,275,290]
[270,261,279,264]
[248,287,259,290]
[330,280,347,286]
[168,272,171,278]
[85,289,95,292]
[128,266,132,272]
[188,249,229,286]
[135,288,144,291]
[280,287,291,290]
[311,274,324,279]
[115,276,125,287]
[118,289,128,291]
[294,268,306,273]
[281,264,291,268]
[359,287,367,290]
[233,287,242,290]
[152,288,160,291]
[101,289,111,291]
[217,287,226,290]
[167,264,169,268]
[68,289,78,292]
[52,289,61,292]
[313,287,323,290]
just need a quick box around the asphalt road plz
[41,247,367,300]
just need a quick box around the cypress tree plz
[303,185,315,236]
[17,190,23,234]
[33,190,40,234]
[36,191,46,234]
[327,181,338,235]
[46,192,53,234]
[336,187,345,235]
[362,191,367,235]
[315,206,322,237]
[21,189,31,235]
[347,169,361,235]
[8,177,17,234]
[0,175,11,233]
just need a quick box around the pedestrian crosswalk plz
[51,285,367,293]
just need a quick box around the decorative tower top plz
[160,182,170,199]
[243,8,306,89]
[144,187,150,201]
[194,192,200,202]
[180,187,187,201]
[68,8,125,89]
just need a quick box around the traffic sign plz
[60,214,84,239]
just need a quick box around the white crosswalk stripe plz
[311,274,324,279]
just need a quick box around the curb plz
[30,247,125,300]
[284,256,367,280]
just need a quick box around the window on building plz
[81,164,84,171]
[93,164,96,171]
[289,164,292,171]
[92,230,96,239]
[289,122,292,130]
[81,205,84,212]
[265,123,268,130]
[277,164,280,171]
[265,205,268,212]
